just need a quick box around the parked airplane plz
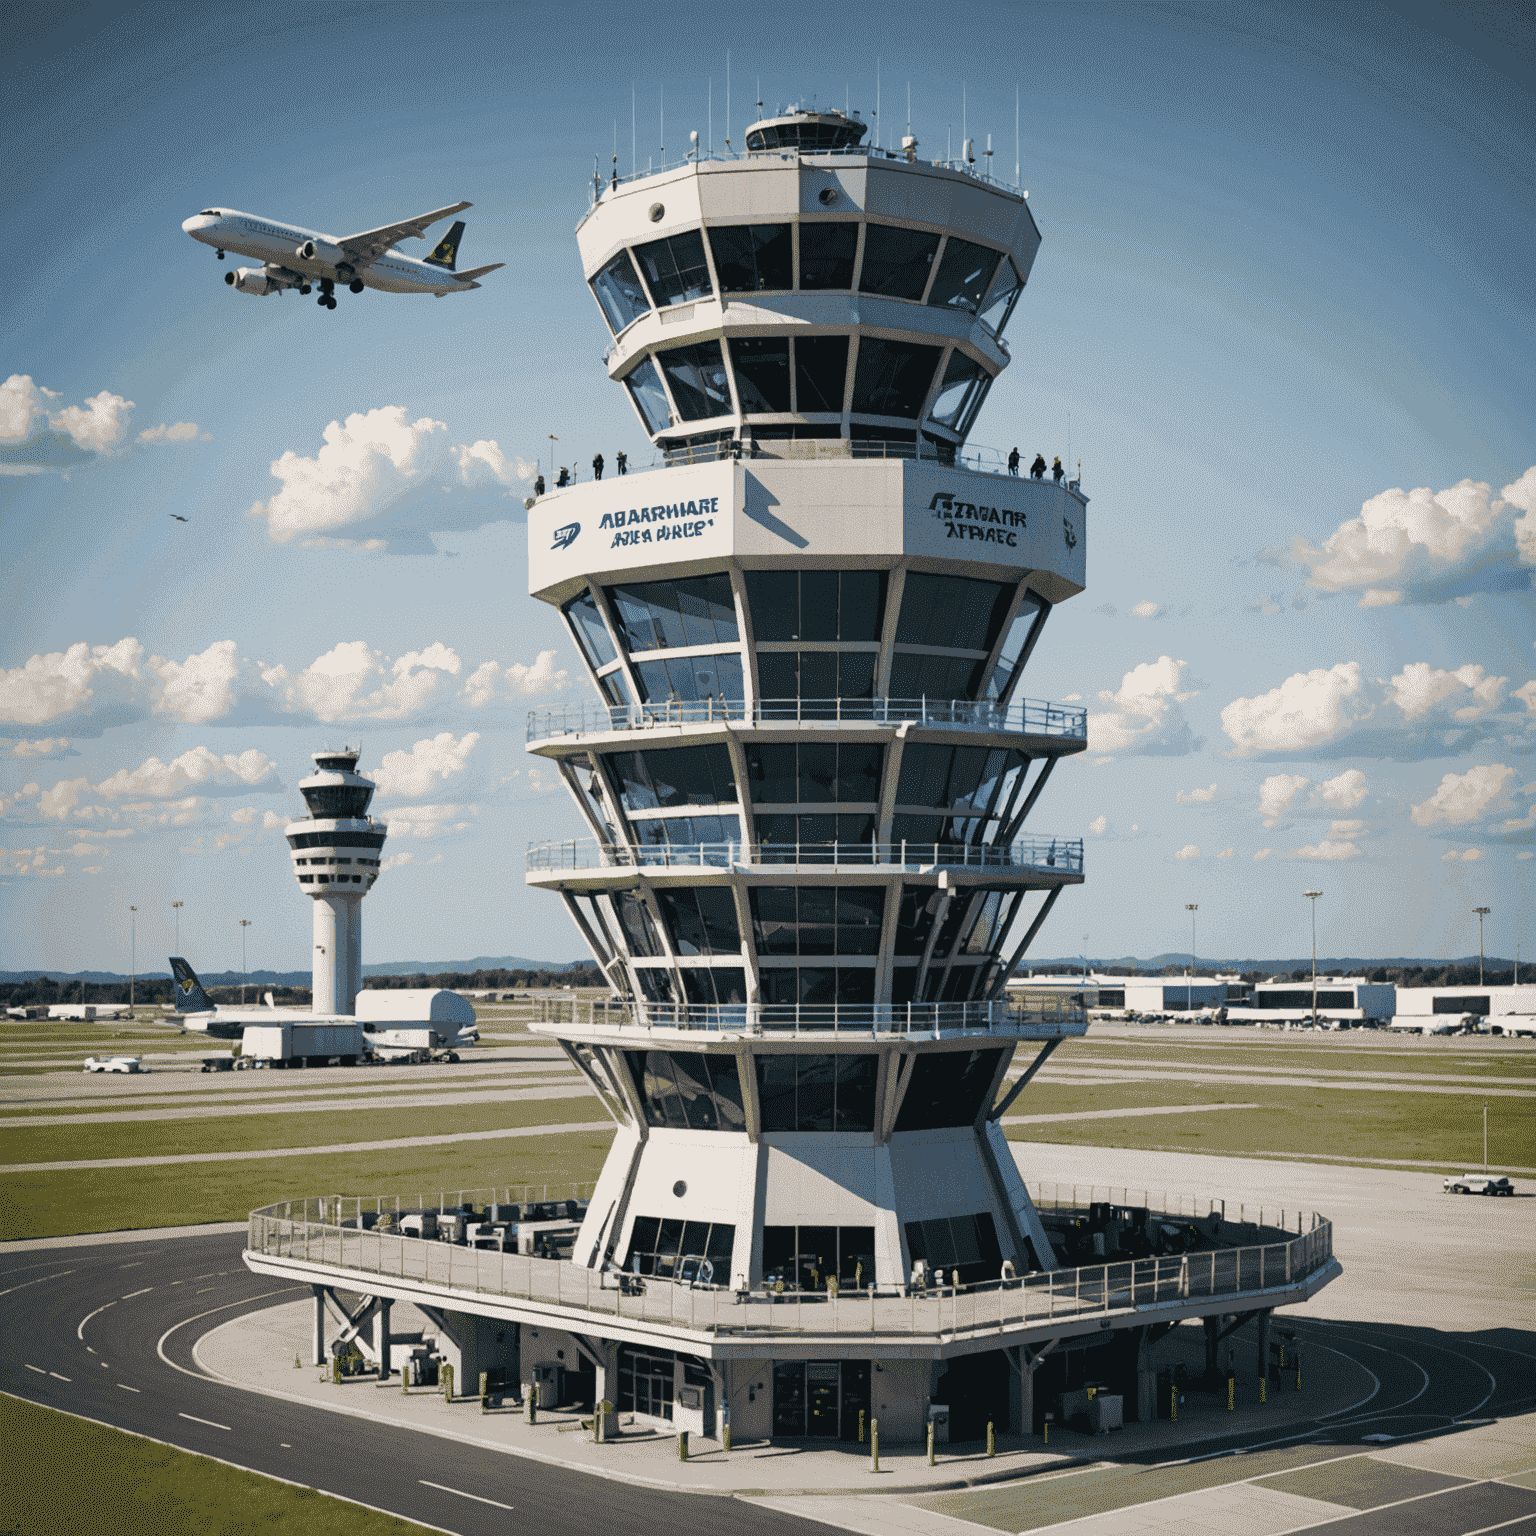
[181,201,503,308]
[169,956,349,1037]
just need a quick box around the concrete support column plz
[374,1298,392,1381]
[346,898,362,1014]
[311,1284,326,1366]
[311,897,340,1015]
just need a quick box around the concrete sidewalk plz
[194,1297,1374,1498]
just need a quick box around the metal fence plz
[247,1193,1333,1343]
[526,835,1084,877]
[527,695,1087,743]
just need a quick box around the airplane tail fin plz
[424,220,466,270]
[169,956,213,1014]
[453,262,504,284]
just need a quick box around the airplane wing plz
[336,201,472,269]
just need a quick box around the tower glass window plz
[708,224,793,291]
[656,342,732,421]
[857,225,941,300]
[793,335,851,413]
[612,891,664,957]
[798,223,858,289]
[745,742,884,804]
[928,352,989,431]
[625,356,673,434]
[633,230,713,307]
[729,337,791,414]
[744,570,886,642]
[895,573,1015,652]
[590,248,650,334]
[986,594,1049,701]
[754,1053,879,1132]
[851,339,942,419]
[978,258,1024,335]
[893,1048,1005,1130]
[562,589,617,669]
[607,574,739,650]
[604,745,738,810]
[625,1050,746,1131]
[632,655,744,705]
[750,887,884,955]
[654,887,742,955]
[927,237,1002,314]
[300,784,372,819]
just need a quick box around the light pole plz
[1082,934,1089,982]
[549,433,558,480]
[1304,891,1323,1023]
[171,900,184,955]
[1473,907,1490,986]
[239,919,252,1005]
[1185,904,1197,1012]
[129,906,137,1019]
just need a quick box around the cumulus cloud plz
[1293,466,1535,605]
[248,405,533,549]
[371,732,480,798]
[1253,848,1275,860]
[1088,814,1108,836]
[230,806,258,825]
[1259,773,1310,826]
[1129,601,1161,619]
[1216,847,1234,858]
[1328,819,1367,838]
[1441,847,1483,862]
[137,421,203,444]
[1176,783,1217,804]
[1086,656,1199,758]
[378,803,475,839]
[1410,764,1515,827]
[1223,663,1365,757]
[462,650,569,706]
[261,641,462,722]
[1258,770,1369,828]
[1314,769,1369,809]
[94,746,277,802]
[0,638,144,727]
[1388,663,1506,721]
[1172,844,1200,861]
[6,737,74,759]
[1293,838,1362,860]
[51,391,134,453]
[261,810,286,831]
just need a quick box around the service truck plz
[355,987,478,1063]
[239,1020,366,1068]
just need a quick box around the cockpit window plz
[199,210,221,217]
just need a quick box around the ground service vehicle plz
[1443,1174,1515,1195]
[239,1020,366,1067]
[83,1055,141,1073]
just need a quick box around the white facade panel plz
[760,1141,881,1224]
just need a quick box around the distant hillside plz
[1026,954,1513,974]
[0,956,590,986]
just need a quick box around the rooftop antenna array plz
[1015,84,1020,187]
[632,83,636,178]
[726,49,731,150]
[875,57,880,149]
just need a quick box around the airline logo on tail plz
[169,956,213,1014]
[424,220,466,270]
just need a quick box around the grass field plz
[0,1393,425,1536]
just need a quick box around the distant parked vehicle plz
[1443,1174,1514,1196]
[84,1055,141,1074]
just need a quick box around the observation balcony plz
[525,835,1084,878]
[246,1187,1338,1357]
[527,696,1088,745]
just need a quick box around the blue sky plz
[2,0,1532,975]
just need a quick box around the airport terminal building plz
[244,106,1339,1447]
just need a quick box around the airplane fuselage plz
[182,210,473,295]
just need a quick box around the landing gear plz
[299,284,312,295]
[215,249,224,260]
[348,278,364,294]
[317,277,336,310]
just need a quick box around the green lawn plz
[0,1394,427,1536]
[0,1128,615,1239]
[1052,1039,1536,1079]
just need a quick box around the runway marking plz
[0,1269,74,1299]
[49,1372,70,1381]
[155,1286,307,1382]
[178,1411,231,1431]
[418,1479,514,1509]
[1267,1479,1499,1534]
[117,1261,144,1269]
[121,1287,153,1299]
[195,1287,217,1294]
[24,1363,45,1374]
[117,1383,140,1393]
[1460,1518,1536,1536]
[77,1300,116,1338]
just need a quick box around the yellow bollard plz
[1043,1415,1050,1444]
[1295,1362,1302,1393]
[1227,1376,1235,1412]
[479,1371,489,1413]
[987,1421,995,1457]
[858,1408,866,1444]
[294,1353,301,1370]
[527,1378,538,1424]
[402,1360,410,1395]
[1259,1376,1267,1405]
[927,1420,935,1466]
[678,1429,689,1461]
[722,1416,730,1453]
[870,1420,879,1473]
[1170,1387,1177,1423]
[442,1362,454,1403]
[331,1357,341,1386]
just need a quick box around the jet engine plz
[294,237,344,267]
[226,266,277,295]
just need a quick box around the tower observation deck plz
[243,108,1338,1453]
[285,747,387,1013]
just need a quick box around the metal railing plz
[527,695,1088,743]
[509,996,1086,1036]
[526,835,1083,876]
[247,1193,1333,1343]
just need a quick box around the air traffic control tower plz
[246,108,1338,1452]
[285,748,387,1013]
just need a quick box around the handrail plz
[526,835,1083,876]
[246,1196,1334,1343]
[527,695,1088,743]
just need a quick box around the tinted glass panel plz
[888,653,982,700]
[858,224,940,299]
[896,743,991,810]
[754,1053,879,1132]
[591,249,650,333]
[851,338,942,418]
[626,356,673,433]
[655,886,741,955]
[562,589,617,668]
[613,891,663,957]
[603,745,736,810]
[928,351,986,430]
[744,569,886,641]
[679,966,746,1003]
[729,337,791,413]
[896,573,1014,651]
[632,653,742,704]
[746,742,882,805]
[893,1048,1004,1131]
[794,335,850,412]
[904,1213,1003,1284]
[979,258,1022,334]
[927,237,1001,313]
[301,785,371,818]
[657,341,731,421]
[709,223,792,291]
[634,230,713,306]
[987,595,1046,701]
[749,887,886,954]
[799,223,858,289]
[835,1056,878,1131]
[608,575,738,650]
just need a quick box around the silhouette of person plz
[1030,453,1046,480]
[616,450,628,475]
[534,473,545,497]
[1052,456,1064,483]
[555,467,569,488]
[592,453,604,481]
[1008,447,1020,476]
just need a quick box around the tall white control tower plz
[285,748,387,1014]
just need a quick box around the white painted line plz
[155,1286,307,1382]
[1267,1481,1495,1536]
[23,1363,45,1375]
[418,1479,513,1510]
[49,1372,70,1381]
[118,1261,145,1269]
[121,1287,153,1299]
[118,1383,140,1393]
[1461,1517,1536,1536]
[78,1299,116,1338]
[178,1412,231,1431]
[0,1270,75,1300]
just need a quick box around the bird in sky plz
[169,514,189,522]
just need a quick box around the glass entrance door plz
[806,1363,841,1438]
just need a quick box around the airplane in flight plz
[181,200,502,309]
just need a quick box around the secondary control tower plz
[285,747,387,1013]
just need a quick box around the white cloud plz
[503,650,569,698]
[1088,814,1108,836]
[1440,847,1483,862]
[137,421,201,444]
[0,374,56,443]
[1517,851,1534,861]
[1176,783,1217,804]
[230,806,258,825]
[1328,819,1367,837]
[249,406,533,548]
[381,850,416,872]
[1215,847,1234,859]
[34,778,90,821]
[1253,848,1275,861]
[1293,838,1362,860]
[372,732,480,798]
[94,747,277,801]
[261,810,286,831]
[1388,662,1506,721]
[1314,769,1368,810]
[1128,600,1161,619]
[50,391,134,453]
[1222,663,1365,757]
[1294,466,1536,605]
[260,641,461,722]
[0,638,144,726]
[150,639,243,724]
[1086,656,1199,758]
[378,802,476,839]
[1410,764,1515,827]
[1516,680,1536,714]
[1259,773,1310,826]
[1172,844,1200,861]
[7,737,72,759]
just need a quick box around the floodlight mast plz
[1304,891,1323,1023]
[1186,903,1198,1013]
[1473,906,1490,986]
